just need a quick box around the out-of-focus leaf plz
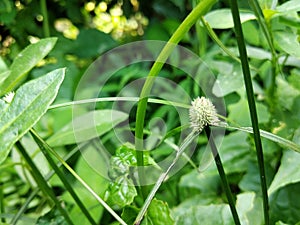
[198,131,252,174]
[228,98,270,126]
[276,0,300,13]
[36,207,67,225]
[71,29,116,58]
[277,77,300,110]
[63,153,108,225]
[268,128,300,195]
[270,183,300,224]
[236,192,263,225]
[0,71,10,86]
[213,64,244,97]
[0,38,57,96]
[104,176,137,210]
[275,32,300,58]
[0,68,65,164]
[12,135,50,187]
[204,9,256,29]
[174,203,233,225]
[179,169,220,195]
[0,0,16,24]
[141,199,174,225]
[0,56,8,73]
[46,110,128,147]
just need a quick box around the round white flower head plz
[189,97,220,132]
[3,92,15,104]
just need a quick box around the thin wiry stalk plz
[30,129,97,225]
[15,141,74,225]
[229,0,269,224]
[204,126,241,225]
[28,130,127,225]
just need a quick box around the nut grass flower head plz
[189,96,220,132]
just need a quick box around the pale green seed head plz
[189,97,220,132]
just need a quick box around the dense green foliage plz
[1,0,300,224]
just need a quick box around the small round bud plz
[189,97,220,132]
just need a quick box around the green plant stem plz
[40,0,50,37]
[15,141,74,225]
[204,126,241,225]
[30,129,97,225]
[134,131,198,225]
[248,0,278,106]
[229,0,269,224]
[27,131,127,225]
[134,0,217,199]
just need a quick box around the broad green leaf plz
[220,124,300,153]
[0,68,65,164]
[198,131,252,174]
[257,0,275,10]
[0,38,57,96]
[141,199,174,225]
[275,31,300,58]
[46,110,128,146]
[268,128,300,195]
[174,204,233,225]
[276,0,300,13]
[104,176,137,210]
[212,63,244,97]
[228,98,270,126]
[236,192,263,225]
[277,77,300,110]
[179,170,220,194]
[270,183,300,224]
[204,9,256,29]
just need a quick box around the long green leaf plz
[0,37,57,96]
[0,68,65,164]
[219,123,300,153]
[47,110,128,147]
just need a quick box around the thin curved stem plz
[134,0,217,199]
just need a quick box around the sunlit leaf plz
[204,9,256,29]
[0,68,65,164]
[275,32,300,58]
[236,192,263,225]
[174,203,233,225]
[0,38,57,96]
[276,0,300,13]
[268,128,300,195]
